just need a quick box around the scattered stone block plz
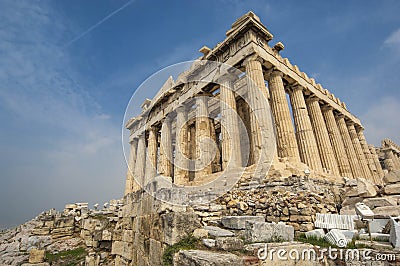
[193,229,209,239]
[389,217,400,248]
[384,183,400,195]
[383,170,400,184]
[369,219,390,233]
[315,213,356,230]
[305,229,325,239]
[359,233,390,242]
[373,206,400,218]
[204,226,234,238]
[355,202,374,220]
[336,229,358,241]
[215,237,244,251]
[173,250,243,266]
[345,178,377,198]
[363,197,397,209]
[245,221,294,243]
[29,248,45,263]
[221,216,264,230]
[202,238,216,248]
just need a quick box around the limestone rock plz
[245,221,294,243]
[383,170,400,184]
[204,226,234,238]
[363,197,397,209]
[221,216,264,230]
[173,250,243,266]
[373,206,400,218]
[193,229,209,239]
[29,248,45,263]
[305,229,325,239]
[389,217,400,248]
[345,178,377,198]
[215,237,244,251]
[383,183,400,195]
[202,239,216,248]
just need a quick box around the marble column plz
[134,132,146,187]
[392,152,400,169]
[144,127,158,184]
[195,94,213,177]
[357,128,380,182]
[289,85,322,171]
[174,105,189,185]
[124,138,138,195]
[159,116,173,177]
[306,96,339,175]
[268,70,300,160]
[385,149,399,170]
[336,115,363,178]
[321,106,353,177]
[220,75,242,169]
[243,56,274,166]
[369,145,384,179]
[347,122,372,180]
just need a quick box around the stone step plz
[221,216,265,230]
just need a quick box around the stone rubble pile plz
[0,199,123,265]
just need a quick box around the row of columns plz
[125,55,384,195]
[266,68,383,182]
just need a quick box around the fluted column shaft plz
[174,106,189,185]
[220,77,242,169]
[336,116,363,178]
[244,57,274,166]
[160,117,173,177]
[347,123,372,180]
[321,107,352,177]
[145,127,158,183]
[268,70,300,160]
[195,95,213,177]
[369,145,384,179]
[357,129,380,182]
[134,133,146,187]
[289,86,322,171]
[306,97,339,175]
[125,138,138,195]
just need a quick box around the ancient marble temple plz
[124,12,384,195]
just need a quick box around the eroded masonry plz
[124,11,384,195]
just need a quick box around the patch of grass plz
[162,235,199,266]
[346,239,369,249]
[295,233,333,248]
[45,247,87,265]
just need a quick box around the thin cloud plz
[64,0,134,48]
[383,28,400,47]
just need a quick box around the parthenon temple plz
[124,11,386,195]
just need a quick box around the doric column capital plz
[305,95,319,103]
[290,83,304,93]
[355,124,364,131]
[345,119,355,127]
[242,54,263,66]
[129,136,138,144]
[161,115,173,127]
[320,104,333,112]
[270,68,283,78]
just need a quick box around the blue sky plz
[0,0,399,228]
